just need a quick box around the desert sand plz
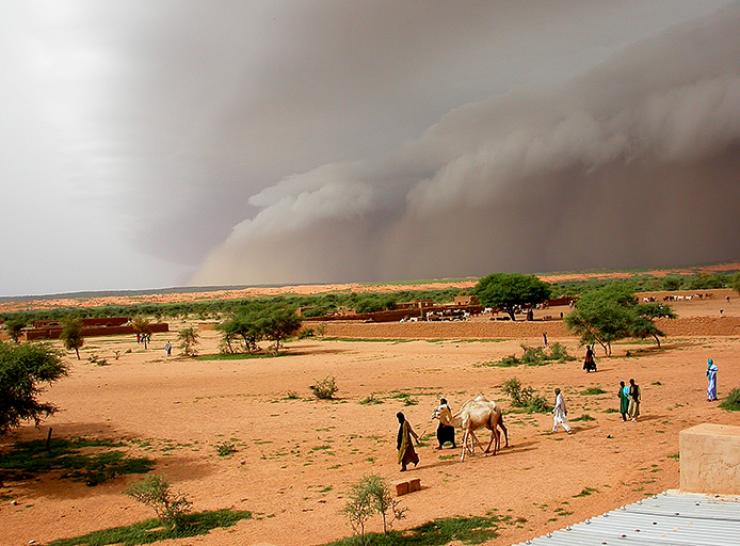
[1,285,739,545]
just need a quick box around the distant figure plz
[164,341,172,357]
[706,358,719,401]
[618,381,630,421]
[396,412,420,472]
[726,296,731,303]
[432,398,456,449]
[552,388,572,434]
[720,308,725,317]
[559,311,564,320]
[583,345,597,372]
[628,379,641,421]
[543,332,548,347]
[527,309,534,321]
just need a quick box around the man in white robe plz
[552,388,572,434]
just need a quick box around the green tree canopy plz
[60,318,84,360]
[565,284,676,355]
[0,341,68,436]
[4,318,27,343]
[473,273,551,320]
[177,326,199,356]
[260,307,302,352]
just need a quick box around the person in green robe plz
[618,381,630,421]
[396,412,420,472]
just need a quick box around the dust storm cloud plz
[194,5,740,286]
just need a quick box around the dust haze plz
[194,5,740,285]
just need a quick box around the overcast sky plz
[1,1,738,296]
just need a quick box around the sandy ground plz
[1,317,739,545]
[2,264,738,314]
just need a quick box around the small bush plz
[285,391,300,400]
[343,475,406,542]
[311,376,339,400]
[571,414,595,422]
[719,388,740,412]
[502,378,550,413]
[359,393,384,405]
[298,328,315,339]
[215,441,237,457]
[126,475,192,530]
[549,342,575,362]
[88,353,109,367]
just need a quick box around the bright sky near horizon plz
[1,1,739,297]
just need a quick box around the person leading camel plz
[396,412,420,472]
[432,398,456,449]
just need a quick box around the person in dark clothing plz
[432,398,456,449]
[583,345,597,372]
[396,412,420,471]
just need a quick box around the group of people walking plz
[395,357,721,472]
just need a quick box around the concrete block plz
[679,423,740,495]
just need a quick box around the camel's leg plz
[469,429,485,453]
[499,417,509,448]
[460,430,468,461]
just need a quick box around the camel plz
[453,395,509,462]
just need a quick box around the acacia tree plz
[732,272,740,295]
[60,318,84,360]
[261,307,302,353]
[5,318,27,343]
[566,284,675,355]
[0,341,68,436]
[473,273,551,321]
[177,326,199,356]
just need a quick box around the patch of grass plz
[284,391,300,400]
[195,352,290,361]
[603,408,619,414]
[48,509,252,545]
[571,414,595,422]
[573,487,598,497]
[719,388,740,412]
[580,387,607,396]
[326,514,503,545]
[668,453,680,461]
[482,343,575,368]
[359,393,384,405]
[0,438,154,486]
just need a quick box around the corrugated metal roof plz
[514,491,740,546]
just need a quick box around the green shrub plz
[126,475,192,530]
[502,378,551,413]
[311,376,339,400]
[580,387,606,396]
[719,388,740,412]
[215,441,237,457]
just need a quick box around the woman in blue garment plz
[706,358,718,401]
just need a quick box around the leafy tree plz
[4,318,27,343]
[343,475,406,543]
[177,326,199,356]
[732,272,740,295]
[0,341,68,436]
[60,318,84,360]
[261,307,302,352]
[131,316,152,349]
[473,273,551,321]
[566,284,675,355]
[661,275,682,291]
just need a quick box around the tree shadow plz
[0,422,214,500]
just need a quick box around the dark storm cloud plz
[194,4,740,285]
[1,1,737,295]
